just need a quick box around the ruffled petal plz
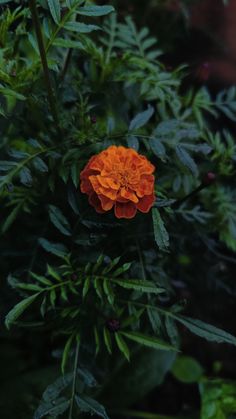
[135,175,155,198]
[88,193,105,213]
[115,202,137,219]
[136,194,155,213]
[120,187,139,203]
[98,194,115,211]
[89,176,118,200]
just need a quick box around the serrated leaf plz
[38,238,68,257]
[49,205,71,236]
[5,293,40,329]
[53,38,84,49]
[113,279,164,294]
[33,157,48,172]
[152,208,169,251]
[34,398,70,419]
[115,333,130,361]
[121,331,177,351]
[175,315,236,346]
[129,106,154,131]
[47,0,61,24]
[77,5,114,17]
[175,145,198,176]
[64,22,101,33]
[75,395,109,419]
[19,167,32,186]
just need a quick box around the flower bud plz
[106,318,120,333]
[90,115,97,124]
[202,172,216,185]
[196,62,211,82]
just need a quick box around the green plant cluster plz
[1,1,236,418]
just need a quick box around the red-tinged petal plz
[115,202,137,219]
[80,178,93,194]
[137,194,155,213]
[120,187,139,203]
[98,194,115,211]
[88,193,105,213]
[135,175,155,198]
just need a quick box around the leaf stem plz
[28,0,59,129]
[68,341,80,419]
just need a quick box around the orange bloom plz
[80,146,155,219]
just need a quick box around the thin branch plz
[28,0,59,129]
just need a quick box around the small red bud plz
[71,273,77,281]
[116,51,123,59]
[106,318,120,333]
[203,172,216,185]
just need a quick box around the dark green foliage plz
[1,0,236,418]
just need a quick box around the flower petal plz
[88,192,105,213]
[98,194,115,211]
[120,187,139,203]
[115,202,137,219]
[136,194,155,213]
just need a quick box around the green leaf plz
[48,205,72,236]
[121,331,177,351]
[52,38,84,49]
[47,0,61,24]
[0,86,26,100]
[38,238,68,257]
[34,398,70,419]
[47,264,61,282]
[152,208,169,251]
[82,276,90,298]
[5,293,40,329]
[19,167,32,186]
[1,203,22,233]
[175,315,236,346]
[103,327,112,354]
[115,333,130,361]
[75,395,109,419]
[61,334,74,374]
[33,157,48,172]
[30,272,52,286]
[175,145,198,176]
[77,5,114,17]
[64,22,101,33]
[129,106,154,131]
[113,279,164,294]
[103,279,115,305]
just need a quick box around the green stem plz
[28,0,59,129]
[68,341,80,419]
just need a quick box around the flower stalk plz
[28,0,59,129]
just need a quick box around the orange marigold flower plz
[80,145,155,219]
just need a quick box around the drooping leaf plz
[38,238,68,257]
[34,398,70,419]
[152,208,169,251]
[121,331,177,351]
[48,205,72,236]
[175,315,236,346]
[75,395,110,419]
[129,106,154,131]
[5,293,40,329]
[115,333,130,361]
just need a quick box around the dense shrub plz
[1,1,236,418]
